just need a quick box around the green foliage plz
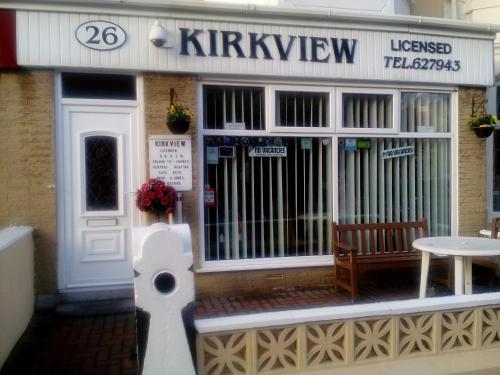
[167,103,192,125]
[467,114,497,129]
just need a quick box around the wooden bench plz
[332,218,450,300]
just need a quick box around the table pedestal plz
[419,254,474,298]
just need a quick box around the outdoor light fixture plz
[149,20,170,48]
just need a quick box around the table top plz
[413,236,500,256]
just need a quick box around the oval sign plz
[75,21,127,51]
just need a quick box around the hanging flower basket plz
[467,114,496,138]
[473,125,495,138]
[167,103,192,134]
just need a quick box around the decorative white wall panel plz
[16,10,494,85]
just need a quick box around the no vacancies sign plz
[249,146,287,157]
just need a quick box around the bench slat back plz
[332,218,429,257]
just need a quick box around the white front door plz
[60,104,140,289]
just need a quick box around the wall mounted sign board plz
[16,10,494,86]
[149,135,192,191]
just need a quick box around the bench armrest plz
[334,242,358,261]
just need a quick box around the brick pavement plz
[0,311,138,375]
[6,269,500,374]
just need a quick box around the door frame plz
[55,72,146,291]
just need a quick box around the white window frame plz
[269,85,335,134]
[487,85,500,221]
[202,82,267,133]
[198,80,457,273]
[399,90,453,138]
[336,87,399,135]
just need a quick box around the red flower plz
[135,179,176,214]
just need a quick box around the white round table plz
[413,236,500,298]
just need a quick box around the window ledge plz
[196,256,333,273]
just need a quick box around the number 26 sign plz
[75,21,127,51]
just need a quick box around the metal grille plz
[203,86,265,130]
[276,91,329,127]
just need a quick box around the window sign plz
[219,146,235,158]
[417,126,435,132]
[344,138,357,151]
[149,135,192,191]
[301,138,312,150]
[381,145,414,159]
[248,146,287,157]
[224,122,245,130]
[356,139,372,149]
[206,147,219,165]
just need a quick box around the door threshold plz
[59,286,134,303]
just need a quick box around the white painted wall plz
[462,0,500,80]
[0,226,34,369]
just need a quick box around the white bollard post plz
[133,223,195,375]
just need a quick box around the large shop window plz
[203,137,333,260]
[202,85,452,265]
[338,138,451,236]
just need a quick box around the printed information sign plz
[149,135,192,191]
[381,145,414,160]
[249,146,287,157]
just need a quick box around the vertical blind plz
[338,138,451,236]
[202,85,453,261]
[204,137,333,260]
[343,93,393,129]
[401,93,450,132]
[276,91,329,127]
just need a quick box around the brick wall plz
[0,70,57,294]
[142,74,336,298]
[457,87,488,236]
[195,267,334,299]
[142,74,200,267]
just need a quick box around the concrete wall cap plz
[0,226,34,253]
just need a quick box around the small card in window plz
[207,147,219,164]
[224,122,245,130]
[301,138,312,150]
[344,138,357,152]
[417,126,435,132]
[219,146,236,158]
[356,139,372,149]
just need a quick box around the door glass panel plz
[85,135,118,211]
